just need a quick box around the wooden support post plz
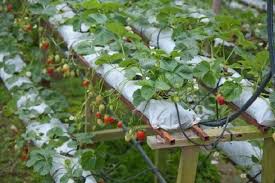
[85,94,93,132]
[212,0,222,14]
[176,146,199,183]
[262,137,275,183]
[154,149,169,183]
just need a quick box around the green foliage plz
[196,154,221,183]
[26,147,55,176]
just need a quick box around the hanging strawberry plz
[96,112,101,119]
[216,94,225,105]
[7,4,13,12]
[82,79,90,88]
[41,41,49,50]
[117,121,123,128]
[136,130,146,141]
[47,67,54,76]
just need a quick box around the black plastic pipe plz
[121,124,167,183]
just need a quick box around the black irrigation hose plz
[267,0,275,86]
[175,103,230,147]
[198,0,274,127]
[246,171,261,183]
[121,124,167,183]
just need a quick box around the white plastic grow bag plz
[53,9,199,130]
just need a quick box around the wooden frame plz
[41,14,275,183]
[147,126,275,183]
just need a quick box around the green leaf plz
[202,71,217,88]
[47,127,64,139]
[193,61,210,78]
[133,89,145,106]
[160,60,178,72]
[93,28,114,46]
[95,53,124,65]
[219,81,242,101]
[138,80,155,87]
[140,86,155,100]
[81,0,101,10]
[106,22,127,37]
[74,133,94,144]
[251,155,260,164]
[90,14,107,24]
[119,59,138,67]
[3,63,16,74]
[165,72,183,86]
[155,80,170,91]
[81,150,97,170]
[26,148,54,176]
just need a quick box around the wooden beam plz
[147,126,272,150]
[154,149,169,183]
[262,137,275,183]
[93,125,153,142]
[176,147,199,183]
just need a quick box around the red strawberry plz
[7,4,13,12]
[47,67,54,76]
[117,121,123,128]
[216,95,225,105]
[103,115,109,124]
[20,146,29,161]
[96,112,101,119]
[136,130,146,141]
[47,58,54,65]
[25,24,32,32]
[107,116,115,124]
[41,41,49,50]
[82,79,90,88]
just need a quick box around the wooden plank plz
[93,125,153,142]
[176,147,199,183]
[262,137,275,183]
[154,149,169,183]
[147,126,272,150]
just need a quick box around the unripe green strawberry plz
[70,71,75,77]
[55,54,61,62]
[98,104,105,113]
[96,95,103,104]
[97,119,104,126]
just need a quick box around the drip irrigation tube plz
[198,0,274,127]
[121,124,167,183]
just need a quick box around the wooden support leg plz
[176,146,199,183]
[262,137,275,183]
[154,149,168,183]
[212,0,221,14]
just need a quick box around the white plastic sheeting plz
[218,141,262,182]
[55,12,198,130]
[0,52,96,183]
[137,100,198,129]
[133,18,275,127]
[239,0,269,11]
